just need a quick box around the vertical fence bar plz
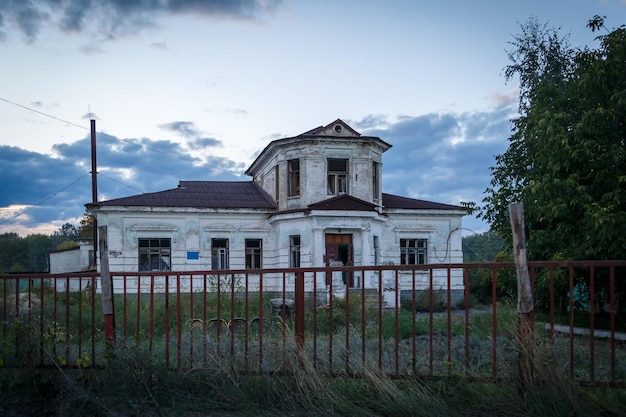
[39,277,45,366]
[491,268,498,379]
[411,268,416,374]
[464,268,470,376]
[258,272,264,371]
[91,275,96,367]
[164,274,170,368]
[176,274,182,368]
[295,271,305,352]
[329,273,334,374]
[345,272,350,375]
[78,277,83,363]
[428,269,434,376]
[549,268,555,344]
[394,268,399,375]
[446,268,452,377]
[136,276,142,347]
[568,267,575,379]
[65,276,70,365]
[377,269,382,371]
[313,271,318,370]
[609,266,616,382]
[589,267,596,382]
[361,269,367,369]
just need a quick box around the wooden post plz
[99,226,116,349]
[509,202,534,390]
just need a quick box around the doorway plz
[324,233,354,286]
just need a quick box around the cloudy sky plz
[1,0,625,237]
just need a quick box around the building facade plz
[87,119,466,305]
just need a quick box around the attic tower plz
[246,119,391,211]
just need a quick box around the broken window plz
[400,238,427,265]
[138,238,171,271]
[290,235,301,267]
[327,158,348,195]
[211,238,229,270]
[245,239,262,269]
[288,159,300,197]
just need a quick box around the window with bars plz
[400,238,427,265]
[138,238,171,271]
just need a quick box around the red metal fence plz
[1,261,625,386]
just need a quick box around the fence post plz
[509,203,535,390]
[99,226,116,349]
[294,271,305,351]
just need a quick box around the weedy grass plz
[2,323,625,417]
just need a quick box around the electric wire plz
[0,96,246,176]
[0,173,91,226]
[97,172,144,193]
[0,97,88,130]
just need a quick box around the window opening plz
[290,235,301,267]
[211,238,229,270]
[400,238,427,265]
[245,239,262,269]
[288,159,300,196]
[327,158,348,195]
[139,238,171,271]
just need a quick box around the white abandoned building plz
[87,119,465,306]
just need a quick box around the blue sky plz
[1,0,625,237]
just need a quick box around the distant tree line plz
[0,214,93,273]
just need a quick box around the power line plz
[1,95,246,176]
[0,173,91,226]
[0,97,88,130]
[98,172,144,194]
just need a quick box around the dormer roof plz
[246,118,391,177]
[300,119,361,137]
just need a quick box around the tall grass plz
[2,324,625,417]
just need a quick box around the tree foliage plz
[481,16,626,261]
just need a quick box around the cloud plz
[363,104,514,208]
[0,0,282,43]
[0,106,516,236]
[159,121,222,147]
[0,132,244,235]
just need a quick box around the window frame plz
[138,238,171,271]
[327,158,348,195]
[290,235,301,267]
[288,159,300,197]
[372,161,379,199]
[211,238,229,270]
[245,238,262,269]
[400,238,427,265]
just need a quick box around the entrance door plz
[324,234,354,286]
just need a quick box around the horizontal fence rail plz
[1,261,625,386]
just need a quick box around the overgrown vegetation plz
[1,325,625,417]
[0,213,93,273]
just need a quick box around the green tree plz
[481,16,626,261]
[53,223,79,239]
[78,212,94,238]
[0,233,27,273]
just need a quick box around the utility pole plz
[90,119,98,269]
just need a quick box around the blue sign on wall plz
[186,251,199,260]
